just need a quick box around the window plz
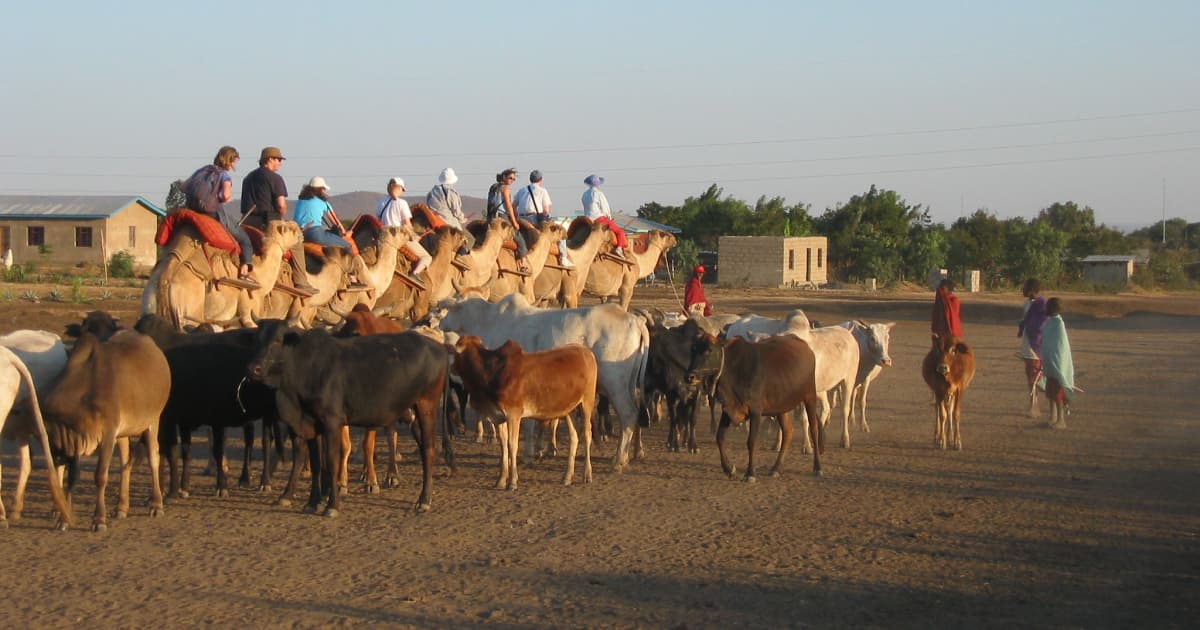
[75,226,93,248]
[1,226,10,252]
[27,226,44,247]
[817,248,824,268]
[788,249,795,270]
[128,225,136,249]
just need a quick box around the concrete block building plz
[717,235,829,288]
[0,195,166,269]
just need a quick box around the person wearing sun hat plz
[684,264,713,316]
[294,176,353,250]
[425,167,474,250]
[375,177,434,279]
[581,173,629,260]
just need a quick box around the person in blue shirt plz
[293,177,352,250]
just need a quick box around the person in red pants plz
[581,174,628,260]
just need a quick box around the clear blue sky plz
[2,0,1196,230]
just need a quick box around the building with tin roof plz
[0,195,166,269]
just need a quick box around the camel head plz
[379,225,413,250]
[540,222,568,241]
[487,218,516,241]
[264,220,303,249]
[651,229,678,250]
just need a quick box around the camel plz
[531,222,614,308]
[370,226,468,321]
[489,221,570,302]
[142,220,303,329]
[583,229,678,310]
[316,226,412,324]
[447,219,515,300]
[260,246,360,326]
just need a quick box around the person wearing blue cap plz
[581,174,628,260]
[515,170,573,268]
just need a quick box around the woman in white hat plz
[294,176,353,250]
[375,177,433,277]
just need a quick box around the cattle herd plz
[0,214,989,532]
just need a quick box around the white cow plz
[435,293,649,471]
[725,310,861,450]
[836,320,896,433]
[1,337,73,526]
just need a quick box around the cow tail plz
[633,321,650,411]
[6,353,73,526]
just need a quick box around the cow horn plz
[326,302,351,319]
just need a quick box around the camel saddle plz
[156,209,240,257]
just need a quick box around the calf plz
[247,321,448,514]
[686,334,822,480]
[41,331,170,531]
[452,336,597,489]
[0,344,72,526]
[921,333,976,450]
[643,319,708,453]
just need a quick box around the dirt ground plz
[1,282,1198,628]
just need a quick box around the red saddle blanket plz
[156,209,240,256]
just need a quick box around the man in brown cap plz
[240,146,317,294]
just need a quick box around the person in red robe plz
[931,278,964,338]
[684,265,713,317]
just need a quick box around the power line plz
[3,129,1197,180]
[1,106,1197,160]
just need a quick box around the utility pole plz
[1161,178,1167,245]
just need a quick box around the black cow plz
[643,318,709,453]
[133,314,289,498]
[686,333,822,480]
[247,320,449,515]
[64,310,123,341]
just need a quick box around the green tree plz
[1003,219,1069,284]
[947,209,1006,288]
[815,185,928,282]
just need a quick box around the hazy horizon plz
[2,1,1196,228]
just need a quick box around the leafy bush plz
[109,250,136,278]
[4,264,24,282]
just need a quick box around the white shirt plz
[376,196,412,227]
[515,183,553,216]
[582,186,610,220]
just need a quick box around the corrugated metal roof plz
[1080,255,1139,263]
[612,212,682,234]
[0,195,166,219]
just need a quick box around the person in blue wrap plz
[1038,297,1078,429]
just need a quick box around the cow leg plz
[213,425,230,497]
[362,429,380,494]
[338,425,351,497]
[258,419,274,493]
[507,414,522,491]
[277,436,305,507]
[855,382,871,433]
[837,383,853,449]
[92,435,116,531]
[413,397,439,512]
[580,406,594,484]
[562,416,579,486]
[144,428,165,517]
[238,423,254,488]
[495,416,512,490]
[179,429,194,497]
[302,437,324,513]
[769,411,794,477]
[325,426,346,517]
[799,407,813,455]
[11,442,32,520]
[115,437,133,520]
[716,413,735,478]
[806,396,823,476]
[385,428,401,489]
[952,391,964,449]
[744,412,763,482]
[163,427,182,500]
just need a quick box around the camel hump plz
[567,217,595,247]
[465,220,490,248]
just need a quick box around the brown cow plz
[41,331,170,531]
[686,333,822,480]
[921,333,976,450]
[452,336,598,489]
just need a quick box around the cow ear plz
[282,331,302,346]
[64,323,83,338]
[884,322,896,329]
[955,342,971,354]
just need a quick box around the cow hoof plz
[416,502,431,514]
[92,522,107,533]
[276,497,292,508]
[149,506,164,518]
[770,470,781,478]
[744,475,756,483]
[216,489,230,498]
[813,469,823,478]
[0,519,7,529]
[115,510,128,520]
[338,486,348,498]
[238,480,252,489]
[302,504,318,515]
[323,508,339,518]
[258,485,272,493]
[385,478,401,489]
[364,484,381,495]
[841,438,850,449]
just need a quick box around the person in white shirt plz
[581,173,629,259]
[375,177,433,277]
[425,167,474,251]
[514,170,573,267]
